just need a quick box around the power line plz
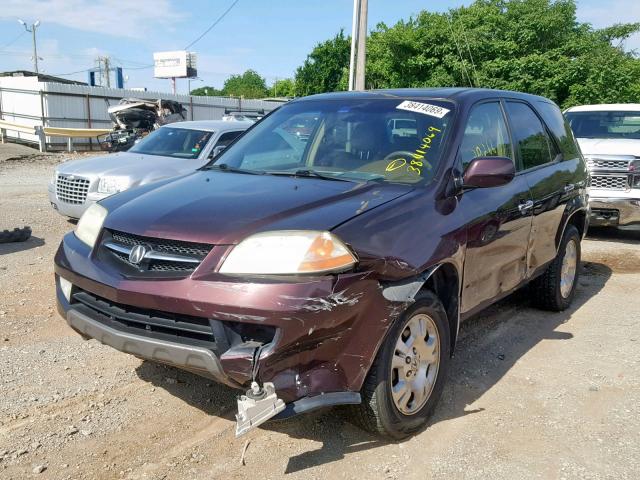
[446,14,474,87]
[184,0,240,50]
[0,31,26,51]
[49,68,93,76]
[458,18,480,88]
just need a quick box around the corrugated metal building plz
[0,71,283,150]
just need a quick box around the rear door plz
[459,101,533,314]
[503,100,580,276]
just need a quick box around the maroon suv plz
[55,88,588,439]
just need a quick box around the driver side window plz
[459,102,513,170]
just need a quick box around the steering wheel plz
[383,151,414,162]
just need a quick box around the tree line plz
[191,0,640,108]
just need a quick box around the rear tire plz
[530,224,580,311]
[350,291,450,439]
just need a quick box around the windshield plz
[129,127,213,159]
[209,98,454,185]
[565,111,640,140]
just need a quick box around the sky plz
[0,0,638,95]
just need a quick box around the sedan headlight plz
[75,203,108,248]
[219,231,357,275]
[97,176,129,195]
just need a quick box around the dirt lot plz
[1,145,639,479]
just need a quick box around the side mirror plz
[462,156,515,189]
[209,145,226,159]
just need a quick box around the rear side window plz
[215,130,244,147]
[505,102,554,170]
[536,101,580,160]
[459,102,513,170]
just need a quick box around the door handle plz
[564,184,575,193]
[518,200,534,214]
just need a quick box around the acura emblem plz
[128,244,148,265]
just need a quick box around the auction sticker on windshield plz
[396,100,450,118]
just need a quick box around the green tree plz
[221,69,268,98]
[294,30,351,96]
[190,86,223,96]
[271,78,296,97]
[295,0,640,108]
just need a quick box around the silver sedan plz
[48,120,252,219]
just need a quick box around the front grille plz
[104,229,213,274]
[72,290,217,349]
[56,174,90,204]
[590,175,628,190]
[586,158,630,171]
[111,230,211,258]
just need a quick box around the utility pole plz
[95,56,113,88]
[18,19,41,74]
[103,57,111,88]
[348,0,368,91]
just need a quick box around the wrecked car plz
[49,120,251,219]
[54,88,588,439]
[98,98,188,152]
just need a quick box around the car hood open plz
[101,170,413,245]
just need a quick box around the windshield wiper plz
[265,169,353,182]
[204,163,262,175]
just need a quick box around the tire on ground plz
[530,224,581,311]
[0,226,32,244]
[350,290,450,439]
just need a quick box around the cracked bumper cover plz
[54,233,400,405]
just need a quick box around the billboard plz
[153,51,197,79]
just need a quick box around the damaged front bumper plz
[54,233,400,434]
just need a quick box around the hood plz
[56,151,194,183]
[101,171,413,245]
[576,137,640,157]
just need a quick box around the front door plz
[458,101,533,315]
[503,100,580,276]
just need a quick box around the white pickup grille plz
[56,174,90,204]
[586,158,630,171]
[590,175,628,190]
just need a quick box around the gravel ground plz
[1,145,639,479]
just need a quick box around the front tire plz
[351,291,450,439]
[531,224,581,311]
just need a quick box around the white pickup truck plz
[565,104,640,227]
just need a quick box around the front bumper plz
[67,307,228,383]
[54,232,397,404]
[48,183,111,219]
[589,194,640,226]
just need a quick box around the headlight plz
[75,203,108,248]
[97,176,129,195]
[50,171,57,185]
[219,231,357,275]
